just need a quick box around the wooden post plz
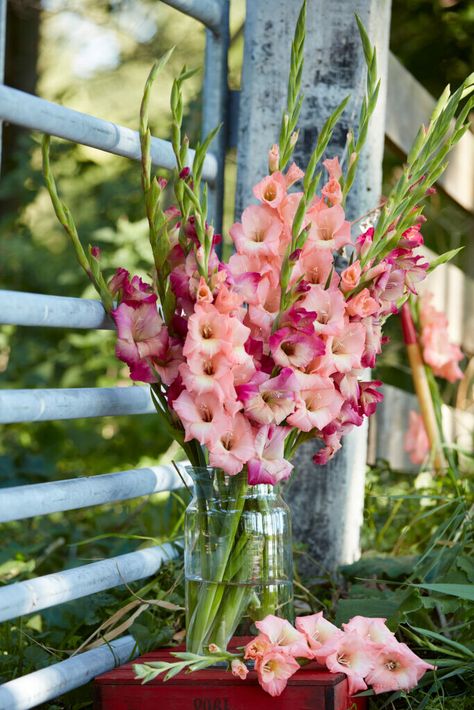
[236,0,392,573]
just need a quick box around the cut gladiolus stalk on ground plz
[134,613,435,697]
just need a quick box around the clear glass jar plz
[184,466,294,654]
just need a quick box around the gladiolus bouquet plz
[42,0,472,696]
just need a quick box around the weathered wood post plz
[236,0,392,573]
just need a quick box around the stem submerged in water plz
[185,469,294,654]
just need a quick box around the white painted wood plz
[0,386,154,423]
[420,248,474,355]
[386,53,474,214]
[0,290,113,330]
[161,0,223,33]
[0,463,191,523]
[370,384,474,471]
[0,543,180,623]
[236,0,392,573]
[0,85,217,183]
[0,635,137,710]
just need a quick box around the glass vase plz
[184,466,294,654]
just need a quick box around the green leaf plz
[427,247,464,272]
[335,597,400,626]
[414,583,474,601]
[409,626,474,658]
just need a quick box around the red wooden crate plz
[94,638,367,710]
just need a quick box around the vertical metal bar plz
[201,0,230,235]
[236,0,392,574]
[0,0,7,167]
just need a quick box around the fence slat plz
[161,0,223,33]
[0,290,113,330]
[0,635,137,710]
[0,85,218,183]
[0,543,180,623]
[0,463,191,523]
[0,386,155,423]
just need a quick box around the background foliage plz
[0,0,472,707]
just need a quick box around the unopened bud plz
[179,167,191,180]
[157,177,168,190]
[90,246,101,260]
[349,151,358,168]
[208,643,220,653]
[290,130,299,148]
[268,144,280,173]
[289,248,302,262]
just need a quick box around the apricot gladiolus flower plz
[295,612,342,653]
[315,630,375,695]
[255,649,300,697]
[365,642,435,695]
[230,204,282,257]
[255,615,312,658]
[247,425,293,485]
[231,659,249,680]
[208,413,255,476]
[253,171,287,208]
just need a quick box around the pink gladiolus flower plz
[322,177,342,205]
[230,205,282,257]
[365,642,435,695]
[420,293,464,382]
[113,301,165,382]
[306,204,351,251]
[237,369,297,425]
[277,192,303,228]
[358,380,384,417]
[184,304,233,358]
[255,649,300,697]
[333,372,360,404]
[253,172,287,208]
[285,162,304,187]
[340,261,362,292]
[315,630,375,695]
[172,391,231,445]
[355,226,374,258]
[231,659,249,680]
[269,327,325,369]
[109,269,156,307]
[255,615,312,658]
[346,288,380,318]
[196,276,213,303]
[321,323,366,374]
[208,413,255,475]
[214,284,243,315]
[361,317,383,368]
[295,613,342,653]
[292,247,334,287]
[298,285,346,336]
[247,425,293,485]
[404,410,429,465]
[244,634,272,660]
[323,156,342,181]
[287,373,344,432]
[343,616,394,644]
[179,352,234,401]
[399,223,424,249]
